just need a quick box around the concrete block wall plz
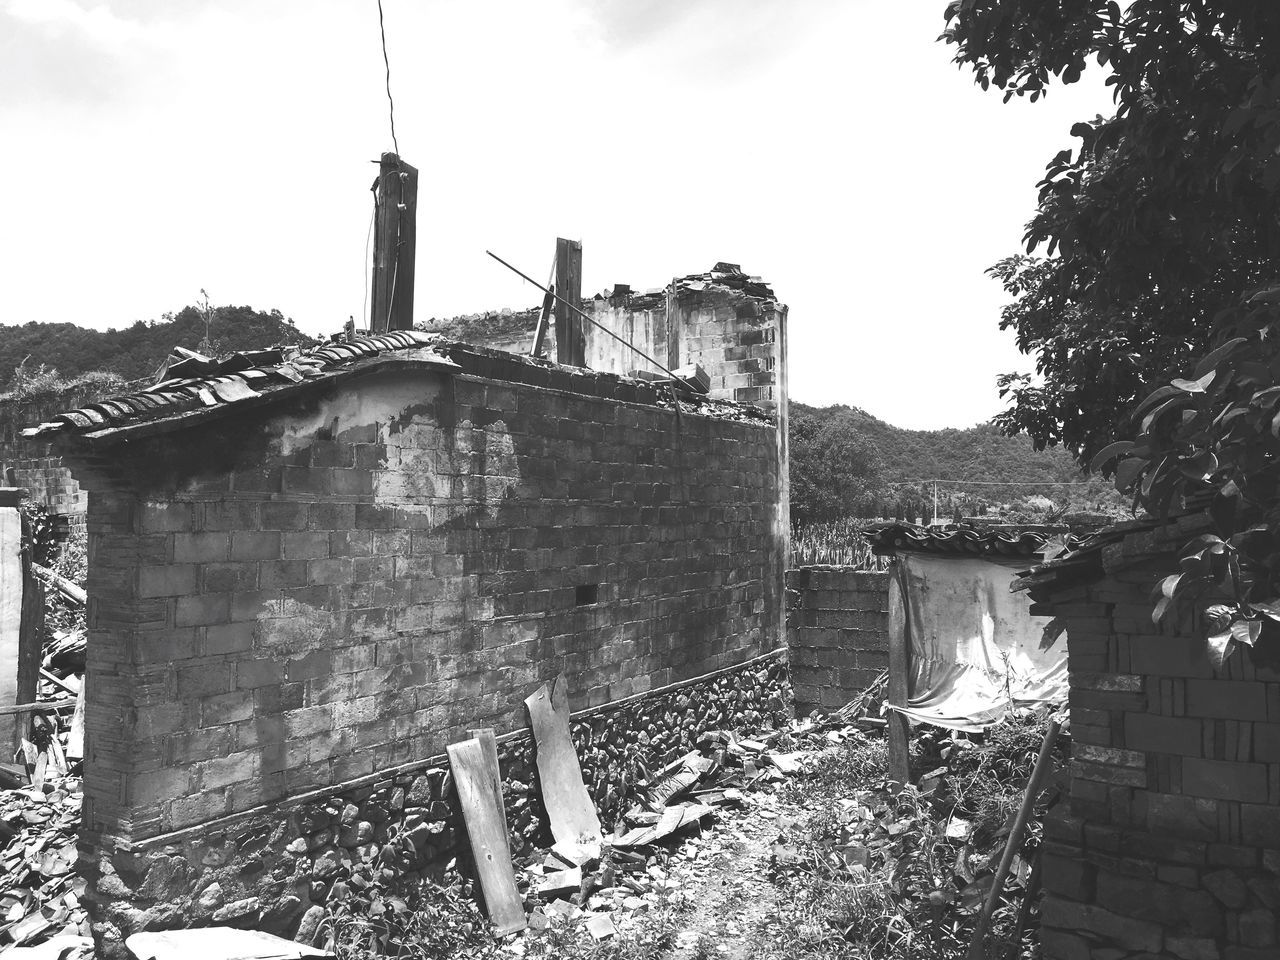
[62,345,786,948]
[1,386,118,529]
[785,566,889,715]
[583,286,786,413]
[1035,526,1280,960]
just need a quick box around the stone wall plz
[95,653,790,946]
[785,567,889,715]
[1033,519,1280,960]
[62,345,787,950]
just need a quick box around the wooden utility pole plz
[370,152,419,333]
[553,238,584,366]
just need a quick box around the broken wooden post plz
[0,490,25,750]
[14,539,43,757]
[553,238,584,366]
[886,560,912,785]
[530,286,554,359]
[369,152,419,333]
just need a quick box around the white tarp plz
[888,553,1066,732]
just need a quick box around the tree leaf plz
[1231,620,1263,647]
[1206,632,1235,671]
[1171,370,1216,393]
[1089,440,1135,474]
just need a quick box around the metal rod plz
[485,250,701,395]
[967,719,1062,960]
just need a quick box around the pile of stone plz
[0,776,89,951]
[516,726,806,940]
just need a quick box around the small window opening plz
[575,584,600,606]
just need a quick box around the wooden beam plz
[530,287,554,359]
[369,152,419,333]
[14,550,42,755]
[886,560,912,785]
[553,238,583,366]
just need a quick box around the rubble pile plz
[514,725,807,941]
[0,512,89,954]
[0,779,87,949]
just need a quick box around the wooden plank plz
[370,152,419,333]
[886,561,912,785]
[524,676,602,846]
[13,541,42,755]
[446,738,527,934]
[66,682,85,762]
[553,238,584,366]
[530,287,554,359]
[466,727,512,864]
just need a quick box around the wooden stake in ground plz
[446,737,527,935]
[524,676,603,846]
[885,562,912,784]
[966,719,1061,960]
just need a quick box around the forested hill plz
[790,400,1124,523]
[0,305,315,386]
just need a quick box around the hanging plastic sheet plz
[888,553,1066,732]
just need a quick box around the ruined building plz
[12,265,790,950]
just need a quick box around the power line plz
[376,0,400,156]
[883,478,1097,487]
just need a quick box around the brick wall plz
[0,386,118,529]
[63,344,786,943]
[1035,519,1280,960]
[785,566,889,715]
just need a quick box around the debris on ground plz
[0,507,88,953]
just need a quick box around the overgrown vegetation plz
[759,714,1066,960]
[0,363,125,404]
[791,518,889,570]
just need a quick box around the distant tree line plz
[0,305,314,390]
[788,401,1126,527]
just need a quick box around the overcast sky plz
[0,0,1113,429]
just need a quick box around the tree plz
[943,1,1280,464]
[789,411,884,526]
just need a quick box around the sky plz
[0,0,1115,429]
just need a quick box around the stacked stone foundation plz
[88,654,789,950]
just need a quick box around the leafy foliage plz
[943,1,1280,464]
[1092,294,1280,666]
[0,305,314,386]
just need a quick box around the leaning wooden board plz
[524,678,603,846]
[446,738,527,934]
[466,727,512,864]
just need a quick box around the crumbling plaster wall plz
[785,567,889,716]
[65,347,787,950]
[1034,520,1280,960]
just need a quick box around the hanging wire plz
[376,0,400,156]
